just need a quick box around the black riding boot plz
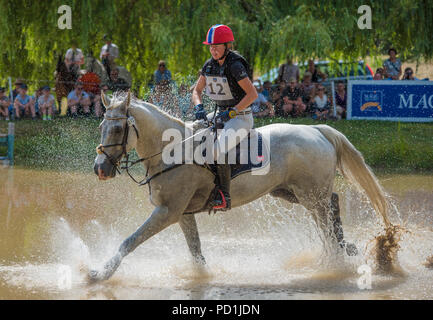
[213,164,231,210]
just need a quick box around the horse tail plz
[314,124,391,228]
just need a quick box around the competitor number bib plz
[204,76,234,101]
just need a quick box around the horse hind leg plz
[331,193,358,256]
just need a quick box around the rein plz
[97,112,215,187]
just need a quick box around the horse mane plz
[108,92,185,127]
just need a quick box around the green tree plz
[0,0,432,91]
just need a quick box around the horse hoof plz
[194,255,207,266]
[345,243,358,256]
[87,270,103,284]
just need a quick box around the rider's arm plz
[192,74,206,106]
[234,78,258,112]
[229,62,258,112]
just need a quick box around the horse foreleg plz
[88,205,178,283]
[179,214,206,265]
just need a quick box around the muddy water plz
[1,167,432,300]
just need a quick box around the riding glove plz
[194,104,207,121]
[217,108,237,122]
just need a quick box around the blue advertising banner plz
[347,80,433,122]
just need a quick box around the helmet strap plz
[217,44,229,61]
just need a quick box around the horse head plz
[94,91,137,180]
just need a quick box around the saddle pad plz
[231,130,270,179]
[204,130,270,179]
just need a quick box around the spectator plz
[299,71,316,111]
[334,81,347,119]
[281,78,306,117]
[373,68,384,80]
[67,82,91,118]
[277,55,300,83]
[38,86,56,120]
[307,59,327,83]
[14,84,36,120]
[383,48,402,80]
[100,34,119,81]
[33,87,43,117]
[0,87,10,120]
[271,80,287,116]
[12,79,24,100]
[402,67,419,80]
[108,67,130,93]
[309,60,326,82]
[311,84,331,120]
[262,81,272,101]
[65,40,85,74]
[251,84,274,118]
[154,60,172,86]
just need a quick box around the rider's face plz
[209,44,226,60]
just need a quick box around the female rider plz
[192,24,258,211]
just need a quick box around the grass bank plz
[1,118,432,173]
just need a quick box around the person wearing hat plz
[67,81,91,118]
[153,60,172,86]
[38,86,55,120]
[14,84,36,120]
[100,34,119,80]
[65,40,84,74]
[383,48,402,80]
[192,24,258,211]
[12,79,25,101]
[0,87,10,120]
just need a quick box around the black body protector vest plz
[202,51,253,108]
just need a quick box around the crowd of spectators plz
[251,72,343,120]
[373,48,427,81]
[0,47,429,122]
[0,35,132,121]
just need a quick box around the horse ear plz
[101,91,110,108]
[125,90,131,108]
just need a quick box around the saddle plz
[206,130,269,179]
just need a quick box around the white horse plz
[90,91,391,282]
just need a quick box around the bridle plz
[96,110,143,180]
[96,109,218,187]
[96,109,187,186]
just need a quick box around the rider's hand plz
[217,108,237,122]
[194,104,207,121]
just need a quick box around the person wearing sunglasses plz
[402,67,419,80]
[67,81,91,118]
[154,60,172,86]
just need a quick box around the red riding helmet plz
[203,24,234,45]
